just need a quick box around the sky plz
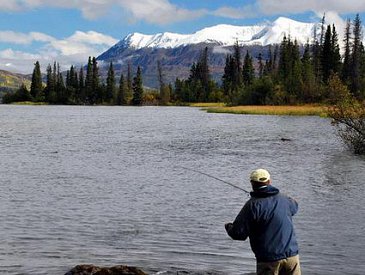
[0,0,364,74]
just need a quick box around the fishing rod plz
[178,165,250,194]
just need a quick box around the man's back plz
[226,185,299,262]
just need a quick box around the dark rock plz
[65,264,147,275]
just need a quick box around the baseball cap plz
[250,169,271,183]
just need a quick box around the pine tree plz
[242,51,254,86]
[92,57,101,103]
[45,63,55,103]
[127,62,133,100]
[257,53,264,78]
[132,66,144,105]
[342,19,352,85]
[351,14,362,96]
[106,61,116,103]
[301,42,317,102]
[85,57,93,104]
[30,61,43,101]
[117,73,127,105]
[331,25,341,76]
[56,63,66,104]
[157,60,170,105]
[78,66,85,104]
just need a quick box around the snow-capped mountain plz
[111,17,319,51]
[97,17,321,88]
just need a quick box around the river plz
[1,105,364,274]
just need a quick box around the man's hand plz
[225,222,233,232]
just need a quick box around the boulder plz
[65,264,147,275]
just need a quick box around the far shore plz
[5,101,328,117]
[190,103,328,117]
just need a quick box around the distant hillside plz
[0,70,31,95]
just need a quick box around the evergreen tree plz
[30,61,43,101]
[106,61,116,103]
[257,53,264,78]
[56,63,66,104]
[321,25,333,83]
[85,56,93,104]
[132,66,144,105]
[342,19,352,85]
[78,66,85,104]
[157,60,170,105]
[127,62,133,100]
[45,63,55,103]
[301,42,317,102]
[331,25,342,76]
[242,51,255,86]
[117,73,127,105]
[351,14,362,96]
[92,57,101,103]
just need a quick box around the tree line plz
[3,14,365,106]
[174,14,365,105]
[3,57,145,105]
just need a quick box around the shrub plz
[328,97,365,155]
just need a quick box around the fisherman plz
[225,169,301,275]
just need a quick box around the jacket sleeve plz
[288,197,298,216]
[225,202,252,241]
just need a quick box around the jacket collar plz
[250,185,280,198]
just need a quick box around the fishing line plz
[158,146,250,194]
[177,165,250,194]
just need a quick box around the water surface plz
[1,105,364,274]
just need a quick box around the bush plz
[328,96,365,155]
[2,84,32,104]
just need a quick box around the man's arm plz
[288,197,298,216]
[225,203,252,241]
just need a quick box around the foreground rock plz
[65,264,147,275]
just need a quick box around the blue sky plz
[0,0,364,74]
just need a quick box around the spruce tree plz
[45,64,55,103]
[106,61,116,103]
[301,42,317,102]
[78,66,85,104]
[342,19,352,85]
[157,60,170,105]
[117,73,127,105]
[85,57,93,104]
[242,51,255,86]
[127,62,133,100]
[92,57,101,104]
[30,61,43,101]
[132,66,144,105]
[351,14,362,96]
[321,25,333,83]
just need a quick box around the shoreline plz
[190,103,328,117]
[5,101,328,117]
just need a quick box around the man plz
[225,169,301,275]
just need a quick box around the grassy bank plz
[194,104,328,117]
[12,101,48,105]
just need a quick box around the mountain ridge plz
[109,17,320,51]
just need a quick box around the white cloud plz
[212,5,256,19]
[0,0,207,24]
[119,0,206,24]
[0,31,54,44]
[257,0,365,15]
[0,30,118,73]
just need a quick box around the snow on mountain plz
[113,17,319,50]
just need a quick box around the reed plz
[204,105,328,117]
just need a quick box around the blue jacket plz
[225,185,299,262]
